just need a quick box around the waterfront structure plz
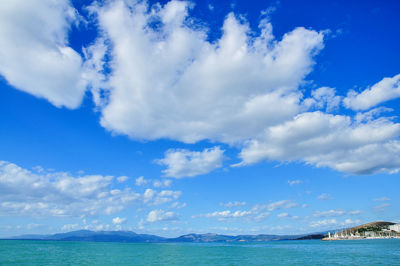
[389,224,400,233]
[322,221,400,241]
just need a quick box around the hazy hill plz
[10,230,166,243]
[6,222,396,243]
[346,221,395,232]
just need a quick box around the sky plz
[0,0,399,238]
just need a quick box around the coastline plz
[322,236,400,241]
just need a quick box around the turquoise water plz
[0,239,399,265]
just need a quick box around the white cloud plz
[143,189,157,203]
[318,193,333,201]
[135,176,149,186]
[304,87,341,112]
[373,203,391,212]
[277,212,290,218]
[354,107,393,124]
[373,197,390,202]
[0,0,86,108]
[310,218,362,228]
[0,161,142,217]
[152,190,182,205]
[201,210,252,220]
[344,74,400,111]
[312,209,362,218]
[277,213,299,219]
[343,219,361,225]
[313,209,345,217]
[220,201,246,208]
[153,179,172,188]
[112,217,127,225]
[87,0,324,145]
[310,219,338,228]
[348,210,362,215]
[84,223,111,231]
[0,159,183,220]
[237,111,400,175]
[143,188,182,205]
[117,176,128,183]
[170,202,186,209]
[194,204,271,221]
[2,0,400,176]
[156,146,224,178]
[146,209,178,223]
[61,223,80,231]
[267,200,299,211]
[254,212,271,221]
[288,179,302,186]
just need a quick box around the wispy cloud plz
[373,197,390,202]
[313,209,362,218]
[220,201,247,208]
[373,203,391,212]
[318,193,333,201]
[267,200,299,211]
[288,179,303,186]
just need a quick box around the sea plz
[0,239,399,265]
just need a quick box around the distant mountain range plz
[5,221,397,243]
[5,230,329,243]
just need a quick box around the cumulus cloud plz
[143,189,182,205]
[2,0,400,176]
[146,209,178,223]
[0,161,180,219]
[135,176,149,186]
[117,176,129,183]
[0,0,86,108]
[156,147,224,178]
[0,161,141,217]
[304,87,341,112]
[112,217,127,225]
[86,0,324,145]
[344,74,400,111]
[153,179,172,188]
[238,111,400,174]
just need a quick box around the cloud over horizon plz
[0,161,181,217]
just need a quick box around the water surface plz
[0,239,399,265]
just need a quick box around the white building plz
[389,224,400,233]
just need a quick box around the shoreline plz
[322,236,400,241]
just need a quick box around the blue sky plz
[0,0,399,237]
